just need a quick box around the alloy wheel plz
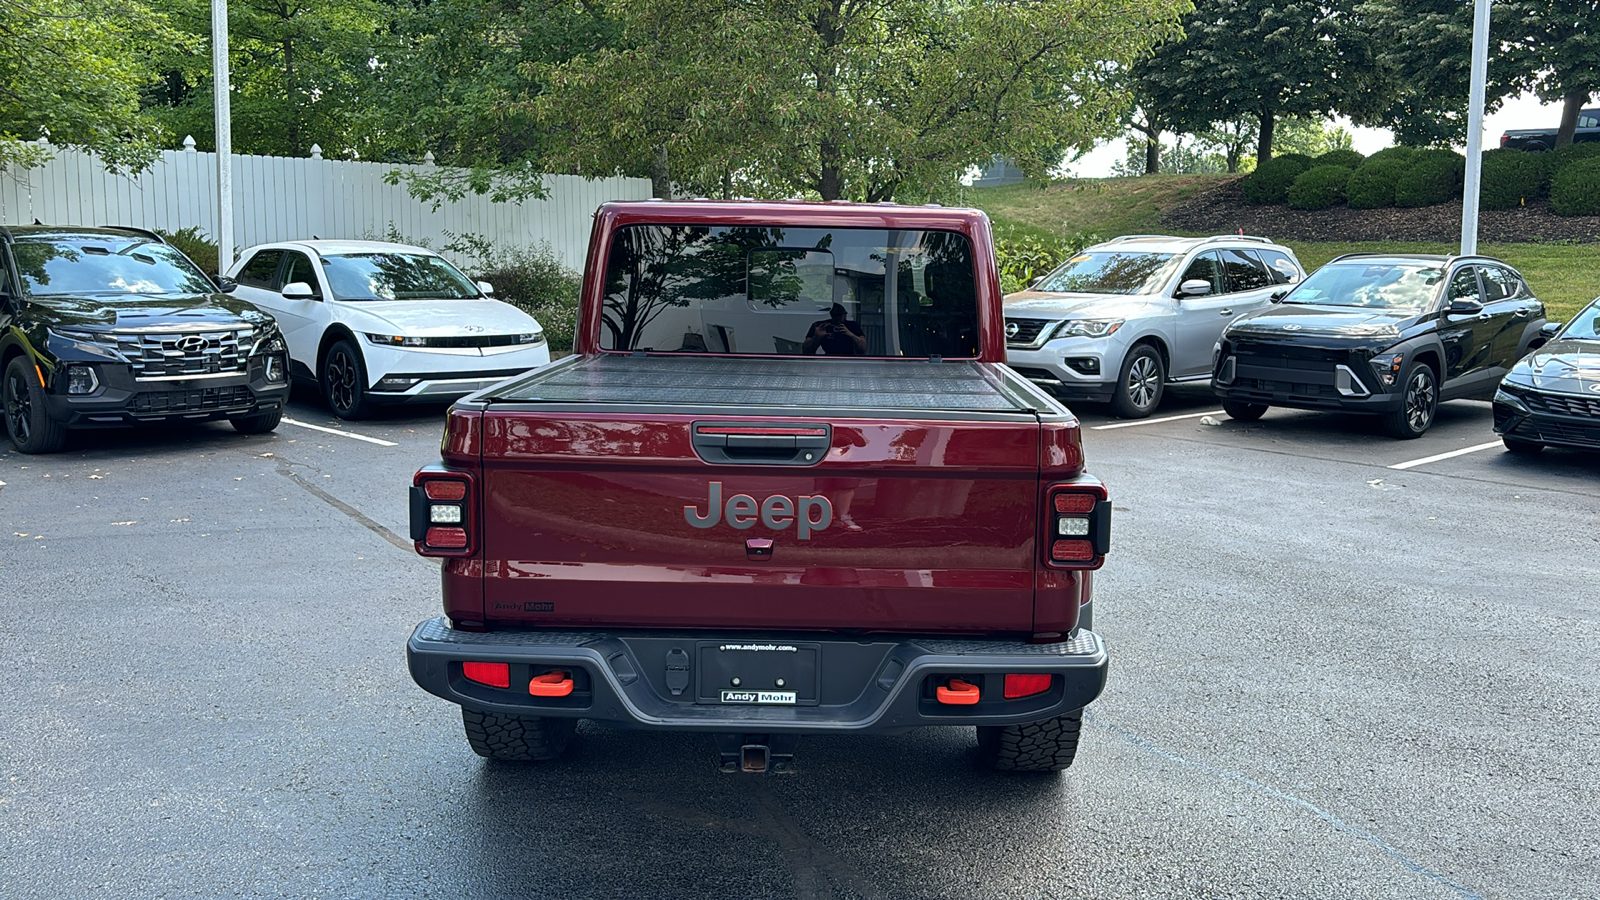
[1404,368,1436,432]
[4,368,32,444]
[1127,355,1160,410]
[327,350,357,412]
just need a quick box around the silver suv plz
[1004,235,1305,418]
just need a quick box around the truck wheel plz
[1502,436,1543,455]
[1109,345,1164,419]
[977,710,1083,773]
[3,357,68,454]
[1222,399,1268,422]
[229,408,282,434]
[1382,364,1437,439]
[321,339,373,420]
[462,709,574,762]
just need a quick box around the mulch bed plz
[1160,178,1600,244]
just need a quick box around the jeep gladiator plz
[405,201,1111,773]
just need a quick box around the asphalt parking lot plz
[2,383,1596,899]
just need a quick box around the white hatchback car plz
[1004,235,1304,418]
[226,240,550,418]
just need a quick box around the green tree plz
[532,0,1189,201]
[1,0,186,172]
[1496,0,1600,147]
[147,0,393,158]
[1138,0,1382,164]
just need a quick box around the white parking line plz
[1388,440,1503,470]
[281,417,399,447]
[1091,410,1226,430]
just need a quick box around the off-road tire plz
[1222,399,1268,422]
[462,709,574,762]
[321,338,373,420]
[1382,364,1438,439]
[1109,344,1164,419]
[229,408,283,434]
[977,710,1083,773]
[1502,436,1543,455]
[3,357,68,454]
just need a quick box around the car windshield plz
[13,239,214,297]
[1284,261,1443,310]
[320,252,479,301]
[1032,251,1179,295]
[1559,299,1600,340]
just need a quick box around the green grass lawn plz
[966,178,1600,322]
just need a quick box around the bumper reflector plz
[424,480,468,501]
[1054,493,1095,514]
[1004,673,1053,699]
[529,671,574,697]
[463,661,510,688]
[1051,539,1094,561]
[936,678,981,705]
[424,526,469,549]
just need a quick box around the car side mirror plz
[1178,279,1212,297]
[214,277,238,293]
[476,280,495,296]
[1270,289,1289,303]
[1539,321,1563,339]
[1448,298,1484,315]
[281,281,318,301]
[1028,275,1047,290]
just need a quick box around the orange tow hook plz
[528,670,574,697]
[936,678,981,705]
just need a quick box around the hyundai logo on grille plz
[1282,324,1302,331]
[1589,383,1600,394]
[1005,321,1019,338]
[176,336,210,353]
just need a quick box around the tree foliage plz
[1495,0,1600,147]
[1,0,186,172]
[532,0,1189,201]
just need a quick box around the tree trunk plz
[1144,131,1162,175]
[819,139,843,201]
[1256,112,1276,165]
[1226,144,1241,173]
[1555,88,1590,148]
[649,145,671,199]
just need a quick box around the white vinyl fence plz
[0,139,653,269]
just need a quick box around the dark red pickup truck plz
[405,201,1110,773]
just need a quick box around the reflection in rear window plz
[599,225,980,358]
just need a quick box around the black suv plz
[1,225,291,453]
[1213,254,1547,438]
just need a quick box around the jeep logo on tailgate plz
[685,481,832,539]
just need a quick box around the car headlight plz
[1368,352,1404,387]
[1056,319,1124,339]
[1493,382,1531,412]
[365,333,429,347]
[516,332,546,345]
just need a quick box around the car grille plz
[1232,353,1341,396]
[129,385,255,415]
[1522,392,1600,418]
[113,330,252,379]
[1527,418,1600,446]
[1004,318,1054,346]
[416,334,541,349]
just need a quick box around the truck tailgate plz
[472,356,1053,633]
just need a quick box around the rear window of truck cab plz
[599,225,981,358]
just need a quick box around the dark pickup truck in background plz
[405,200,1111,774]
[1499,107,1600,151]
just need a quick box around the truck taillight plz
[1044,481,1110,570]
[412,468,477,557]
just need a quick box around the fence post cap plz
[310,144,323,160]
[423,151,436,166]
[182,135,197,152]
[36,127,49,145]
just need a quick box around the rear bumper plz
[406,617,1108,733]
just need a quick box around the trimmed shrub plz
[1480,148,1549,209]
[1315,148,1365,170]
[1346,158,1411,209]
[1242,153,1314,205]
[475,244,582,352]
[1394,150,1465,208]
[1364,146,1417,166]
[156,226,220,277]
[1287,165,1352,210]
[1550,157,1600,217]
[1547,143,1600,179]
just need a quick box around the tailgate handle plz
[693,423,830,466]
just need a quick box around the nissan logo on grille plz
[176,336,210,353]
[1005,321,1019,339]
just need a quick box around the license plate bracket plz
[695,641,820,705]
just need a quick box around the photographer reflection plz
[802,303,868,356]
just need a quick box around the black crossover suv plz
[1213,254,1547,438]
[1,225,291,453]
[1493,295,1600,454]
